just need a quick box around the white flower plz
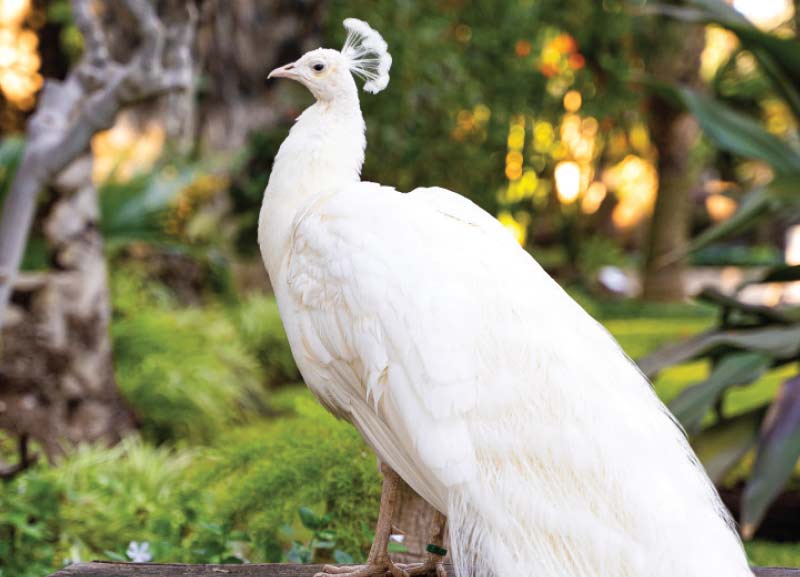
[126,541,152,563]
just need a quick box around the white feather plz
[259,21,755,577]
[341,18,392,94]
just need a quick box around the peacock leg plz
[398,510,448,577]
[314,463,409,577]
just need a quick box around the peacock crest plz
[341,18,392,94]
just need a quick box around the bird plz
[259,17,755,577]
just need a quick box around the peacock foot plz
[313,559,409,577]
[396,560,447,577]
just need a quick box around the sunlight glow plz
[581,182,607,215]
[0,0,42,110]
[705,193,738,222]
[733,0,793,28]
[786,225,800,266]
[604,155,658,230]
[555,161,581,204]
[92,115,166,183]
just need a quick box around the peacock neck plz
[259,95,366,278]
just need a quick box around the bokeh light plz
[604,155,658,230]
[555,161,581,204]
[0,0,42,111]
[733,0,794,28]
[92,116,166,183]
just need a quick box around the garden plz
[1,0,800,575]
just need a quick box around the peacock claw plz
[313,560,409,577]
[397,560,447,577]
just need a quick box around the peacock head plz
[268,18,392,103]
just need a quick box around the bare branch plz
[71,0,110,67]
[121,0,165,75]
[0,1,197,331]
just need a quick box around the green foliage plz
[0,439,195,577]
[639,266,800,538]
[112,304,266,444]
[691,244,783,267]
[0,390,380,575]
[5,303,800,576]
[320,1,640,217]
[231,295,300,387]
[99,162,200,252]
[283,506,355,564]
[661,0,800,254]
[190,389,380,562]
[0,462,61,577]
[576,235,632,280]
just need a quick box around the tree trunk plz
[0,155,135,460]
[194,0,326,149]
[0,0,196,468]
[640,19,705,301]
[641,107,700,300]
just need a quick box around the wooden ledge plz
[46,562,800,576]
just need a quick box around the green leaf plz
[738,265,800,290]
[696,286,795,324]
[668,352,771,434]
[712,15,800,119]
[692,406,767,484]
[664,1,800,116]
[312,540,336,550]
[681,176,800,257]
[298,506,321,530]
[333,550,355,564]
[741,374,800,539]
[683,189,773,255]
[638,325,800,377]
[99,163,200,249]
[316,529,336,542]
[679,89,800,174]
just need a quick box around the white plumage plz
[260,19,754,577]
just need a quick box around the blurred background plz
[1,0,800,575]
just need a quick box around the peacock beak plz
[268,62,298,80]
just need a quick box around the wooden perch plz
[46,562,800,577]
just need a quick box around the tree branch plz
[72,0,110,68]
[0,0,196,331]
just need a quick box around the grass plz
[746,541,800,568]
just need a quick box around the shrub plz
[113,305,266,445]
[0,389,381,575]
[188,387,381,562]
[231,295,299,388]
[0,439,195,577]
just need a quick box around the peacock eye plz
[312,63,325,72]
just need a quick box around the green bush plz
[0,439,195,577]
[0,390,380,575]
[113,305,266,444]
[189,388,380,562]
[231,295,299,388]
